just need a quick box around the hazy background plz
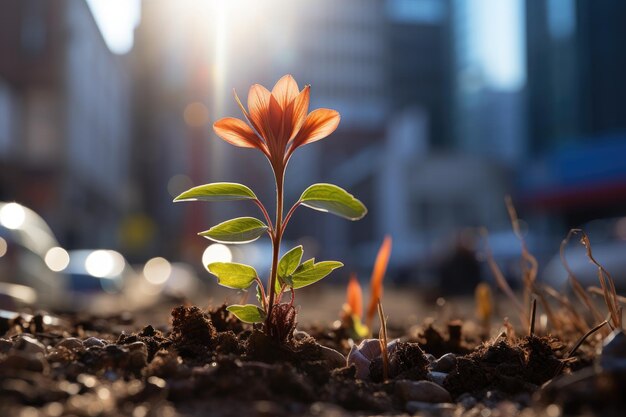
[2,0,626,303]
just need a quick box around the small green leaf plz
[297,258,315,272]
[207,262,257,289]
[275,274,295,293]
[291,259,343,289]
[226,304,266,323]
[256,285,264,305]
[199,217,268,244]
[174,182,257,202]
[278,246,304,279]
[299,183,367,220]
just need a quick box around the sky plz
[85,0,525,91]
[86,0,141,54]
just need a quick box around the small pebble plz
[347,338,399,380]
[406,401,455,414]
[432,353,456,372]
[319,345,346,369]
[47,347,72,363]
[57,338,84,352]
[127,341,148,354]
[14,335,46,354]
[127,341,148,368]
[84,337,106,348]
[428,371,448,386]
[347,344,371,380]
[395,380,452,403]
[2,352,47,372]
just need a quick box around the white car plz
[0,202,69,309]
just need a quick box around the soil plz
[0,304,622,417]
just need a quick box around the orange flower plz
[213,75,340,172]
[366,235,392,328]
[346,273,363,318]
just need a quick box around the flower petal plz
[292,108,340,149]
[247,84,273,141]
[268,94,284,151]
[287,85,310,141]
[213,117,265,150]
[233,89,263,137]
[271,75,299,110]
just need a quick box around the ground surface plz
[0,288,624,417]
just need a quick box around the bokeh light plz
[143,257,172,285]
[183,102,209,127]
[0,237,6,258]
[84,250,125,278]
[0,203,26,230]
[45,247,70,272]
[202,244,232,270]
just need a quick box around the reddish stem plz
[253,199,274,233]
[265,168,285,330]
[255,276,268,310]
[281,201,301,235]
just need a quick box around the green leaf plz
[275,274,294,293]
[226,304,266,323]
[291,259,343,289]
[207,262,257,289]
[256,285,264,305]
[278,246,304,279]
[297,258,315,272]
[299,183,367,220]
[199,217,268,244]
[173,182,257,202]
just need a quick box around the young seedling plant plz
[174,75,367,339]
[342,236,392,338]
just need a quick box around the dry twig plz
[377,299,389,382]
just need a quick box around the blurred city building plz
[522,0,626,232]
[1,0,626,284]
[0,0,131,249]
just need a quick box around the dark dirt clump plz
[413,321,472,357]
[170,305,218,361]
[444,335,564,399]
[117,324,171,361]
[323,366,394,412]
[369,341,429,382]
[209,304,245,334]
[522,335,563,385]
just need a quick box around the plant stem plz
[253,199,274,233]
[265,168,285,330]
[282,202,300,235]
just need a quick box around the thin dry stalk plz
[574,229,622,329]
[554,320,608,377]
[481,228,527,328]
[588,286,626,304]
[377,299,389,382]
[505,196,539,320]
[529,298,537,336]
[533,284,564,333]
[560,230,606,326]
[541,284,589,334]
